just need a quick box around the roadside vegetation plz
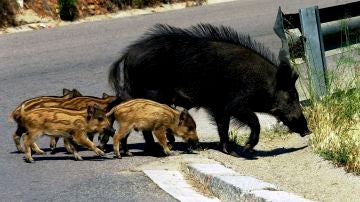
[295,25,360,174]
[303,47,360,174]
[0,0,19,28]
[23,0,206,22]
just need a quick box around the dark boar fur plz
[9,88,82,153]
[20,104,109,163]
[106,99,198,159]
[108,23,310,156]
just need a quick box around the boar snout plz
[300,128,311,137]
[284,114,311,137]
[187,138,199,150]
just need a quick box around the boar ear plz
[87,105,94,115]
[179,110,188,125]
[277,62,298,89]
[102,93,110,99]
[93,104,101,111]
[72,89,82,97]
[63,88,71,95]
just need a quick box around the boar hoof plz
[167,143,173,150]
[220,142,232,154]
[16,146,24,153]
[244,144,255,152]
[25,158,34,163]
[114,152,122,159]
[98,145,106,152]
[35,150,45,155]
[94,148,105,156]
[74,154,83,161]
[164,150,173,156]
[125,151,133,156]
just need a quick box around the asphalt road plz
[0,0,356,201]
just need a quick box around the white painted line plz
[143,170,220,202]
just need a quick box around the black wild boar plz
[108,23,310,155]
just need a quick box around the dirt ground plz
[199,134,360,202]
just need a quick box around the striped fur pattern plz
[106,99,198,158]
[10,89,82,153]
[49,93,117,153]
[20,104,109,163]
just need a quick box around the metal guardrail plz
[274,1,360,99]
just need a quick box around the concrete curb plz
[143,169,220,202]
[187,163,312,202]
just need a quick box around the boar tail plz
[108,54,132,100]
[8,107,21,123]
[8,111,15,123]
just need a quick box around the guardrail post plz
[299,6,327,98]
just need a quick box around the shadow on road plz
[10,140,308,162]
[193,142,308,160]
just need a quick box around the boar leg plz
[121,133,133,156]
[166,131,175,149]
[30,142,45,155]
[143,130,156,153]
[63,138,74,154]
[72,131,104,157]
[98,127,115,151]
[87,132,95,142]
[214,114,233,154]
[66,138,82,161]
[49,137,60,154]
[23,131,40,163]
[113,124,131,159]
[13,125,26,152]
[233,110,260,152]
[14,125,43,154]
[153,127,172,156]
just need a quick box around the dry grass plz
[304,84,360,174]
[300,43,360,174]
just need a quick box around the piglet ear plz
[102,93,110,98]
[63,88,71,95]
[86,106,93,121]
[72,88,82,97]
[179,110,188,126]
[180,109,189,120]
[93,104,100,110]
[87,105,94,115]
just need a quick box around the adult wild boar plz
[108,23,310,155]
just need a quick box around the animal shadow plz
[194,142,308,160]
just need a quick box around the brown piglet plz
[106,99,198,159]
[19,104,109,163]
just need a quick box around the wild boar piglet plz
[20,104,109,163]
[106,99,198,159]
